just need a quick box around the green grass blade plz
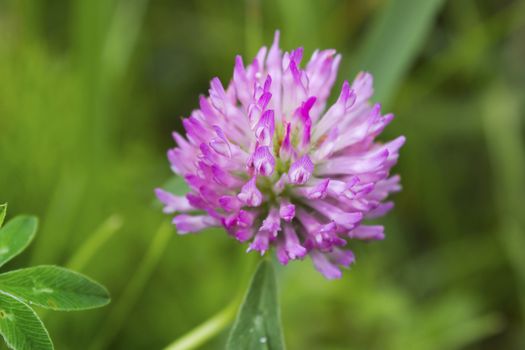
[226,259,285,350]
[0,216,38,268]
[482,84,525,319]
[0,291,53,350]
[30,175,86,265]
[0,266,110,311]
[66,215,123,272]
[163,300,238,350]
[88,221,172,350]
[355,0,445,104]
[102,0,150,84]
[0,204,6,228]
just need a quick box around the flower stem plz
[89,221,172,350]
[163,255,258,350]
[163,300,238,350]
[66,214,123,271]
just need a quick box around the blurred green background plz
[1,0,525,349]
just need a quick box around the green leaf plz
[0,266,110,311]
[0,291,53,350]
[226,260,285,350]
[0,216,38,268]
[355,0,445,104]
[0,204,6,228]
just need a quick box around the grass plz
[0,0,524,349]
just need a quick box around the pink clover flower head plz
[156,31,404,279]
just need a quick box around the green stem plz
[163,300,238,350]
[66,214,123,271]
[163,255,258,350]
[89,221,172,350]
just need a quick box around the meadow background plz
[1,0,525,349]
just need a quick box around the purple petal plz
[259,208,281,238]
[311,251,342,279]
[279,201,296,221]
[172,214,217,234]
[237,177,263,207]
[252,146,275,176]
[218,195,242,212]
[302,179,329,199]
[255,110,275,146]
[247,230,271,255]
[155,188,193,213]
[348,225,385,240]
[276,224,307,265]
[288,155,314,185]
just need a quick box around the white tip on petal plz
[237,177,263,207]
[288,155,314,184]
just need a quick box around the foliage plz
[227,260,284,350]
[0,0,524,349]
[0,206,110,350]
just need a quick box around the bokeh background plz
[1,0,525,349]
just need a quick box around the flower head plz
[156,31,404,279]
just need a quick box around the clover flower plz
[156,32,404,279]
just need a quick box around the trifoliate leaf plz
[0,291,53,350]
[0,266,110,311]
[0,216,37,268]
